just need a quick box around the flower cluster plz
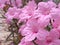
[18,0,60,45]
[1,0,60,45]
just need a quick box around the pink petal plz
[24,33,36,41]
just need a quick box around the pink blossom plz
[38,1,56,15]
[50,8,60,28]
[46,29,59,45]
[20,18,49,41]
[5,7,22,21]
[19,0,37,21]
[35,29,60,45]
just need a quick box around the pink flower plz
[50,8,60,28]
[20,18,49,41]
[19,0,37,21]
[5,7,22,21]
[46,29,59,45]
[38,1,56,15]
[35,29,60,45]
